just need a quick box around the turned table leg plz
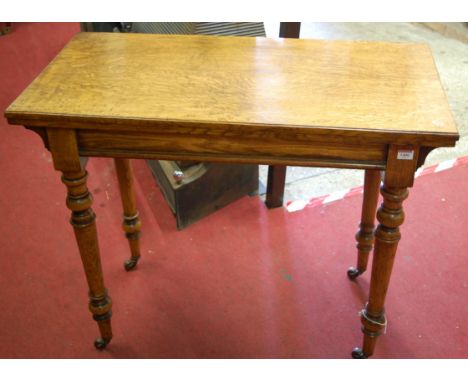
[114,158,142,271]
[48,129,113,349]
[352,183,408,358]
[351,145,418,358]
[348,169,381,280]
[63,170,113,349]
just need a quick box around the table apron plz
[75,129,387,169]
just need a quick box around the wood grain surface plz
[4,30,460,358]
[5,32,458,146]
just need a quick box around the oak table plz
[5,32,459,358]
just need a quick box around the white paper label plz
[397,150,414,160]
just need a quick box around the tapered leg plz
[351,182,409,358]
[347,170,381,279]
[114,158,142,271]
[62,169,113,349]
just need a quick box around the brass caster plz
[347,266,363,280]
[94,337,110,350]
[124,257,139,271]
[351,347,368,359]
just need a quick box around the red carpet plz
[1,23,467,358]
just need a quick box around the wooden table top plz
[5,32,458,147]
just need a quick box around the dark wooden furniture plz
[5,32,458,358]
[265,22,301,208]
[0,22,12,36]
[148,160,258,229]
